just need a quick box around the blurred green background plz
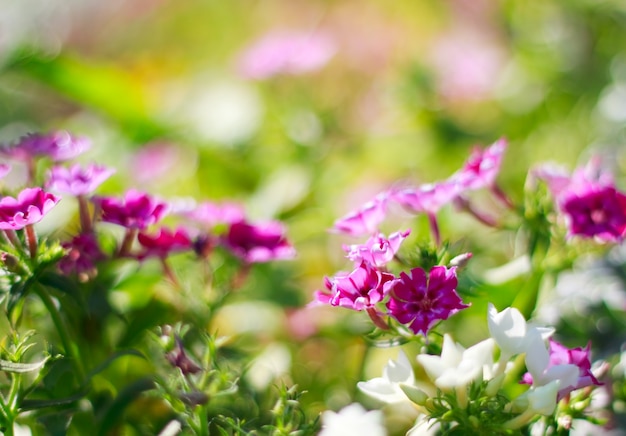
[2,0,626,433]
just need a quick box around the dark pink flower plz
[561,186,626,242]
[224,219,296,263]
[93,189,169,230]
[333,192,389,237]
[451,138,507,191]
[522,339,602,400]
[0,131,90,162]
[47,163,115,196]
[185,201,245,227]
[386,266,469,336]
[343,230,410,268]
[58,233,105,279]
[0,187,60,230]
[137,227,193,259]
[238,31,335,80]
[313,261,396,311]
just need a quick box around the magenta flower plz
[185,201,245,227]
[451,138,507,191]
[238,30,335,80]
[0,131,90,162]
[0,187,60,230]
[333,193,389,237]
[313,261,396,311]
[93,189,169,230]
[58,233,105,279]
[137,227,193,259]
[343,230,410,268]
[224,219,296,263]
[561,186,626,242]
[386,266,469,336]
[47,163,115,196]
[522,339,602,400]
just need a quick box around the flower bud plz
[400,383,429,406]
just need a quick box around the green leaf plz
[97,377,156,436]
[20,387,90,410]
[82,349,146,389]
[0,356,49,373]
[37,271,84,306]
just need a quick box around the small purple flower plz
[561,186,626,242]
[58,233,105,279]
[167,336,203,375]
[46,163,115,196]
[0,187,60,230]
[333,193,389,237]
[224,219,296,263]
[451,138,507,191]
[387,266,469,336]
[313,261,396,311]
[0,131,90,162]
[343,230,410,268]
[522,339,602,400]
[137,227,193,259]
[93,189,169,230]
[238,30,335,80]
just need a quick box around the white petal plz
[524,329,550,382]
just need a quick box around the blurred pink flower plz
[185,201,245,227]
[391,182,459,216]
[238,30,335,79]
[137,227,193,259]
[224,219,296,263]
[94,189,169,230]
[387,266,469,336]
[0,187,60,230]
[451,138,507,191]
[0,164,11,178]
[131,143,181,185]
[343,229,410,268]
[0,131,90,162]
[313,261,396,311]
[58,233,105,279]
[333,192,389,237]
[47,163,115,196]
[522,339,602,400]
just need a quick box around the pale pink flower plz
[0,131,90,162]
[451,138,507,191]
[391,182,459,216]
[0,187,60,230]
[47,163,115,196]
[343,230,410,268]
[238,31,335,80]
[333,192,389,237]
[185,201,245,227]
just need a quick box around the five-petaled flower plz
[451,138,507,191]
[313,261,396,311]
[0,187,60,230]
[343,230,410,268]
[93,189,169,230]
[47,163,115,196]
[386,266,469,336]
[224,219,296,263]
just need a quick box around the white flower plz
[357,350,415,404]
[524,329,578,389]
[319,403,387,436]
[406,414,439,436]
[526,380,561,415]
[417,334,495,390]
[487,303,554,360]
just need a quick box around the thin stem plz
[34,286,85,382]
[3,231,22,252]
[427,213,441,247]
[24,225,37,259]
[77,195,92,234]
[117,228,138,258]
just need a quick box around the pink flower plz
[333,193,389,237]
[47,163,115,196]
[386,266,469,336]
[451,138,507,191]
[0,187,60,230]
[343,230,410,268]
[137,227,193,259]
[0,164,11,178]
[223,219,296,263]
[0,131,90,162]
[185,201,245,227]
[238,31,335,80]
[522,339,602,400]
[313,261,396,311]
[93,189,169,230]
[391,182,459,215]
[58,233,105,279]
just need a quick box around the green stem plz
[34,286,85,382]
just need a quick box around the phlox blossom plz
[47,163,115,196]
[386,266,469,336]
[184,200,245,227]
[333,192,389,237]
[0,131,90,162]
[93,189,169,230]
[137,227,193,259]
[319,403,387,436]
[391,182,459,216]
[357,350,415,404]
[0,187,60,230]
[343,229,410,268]
[224,219,296,263]
[313,261,396,311]
[58,233,104,279]
[451,138,507,191]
